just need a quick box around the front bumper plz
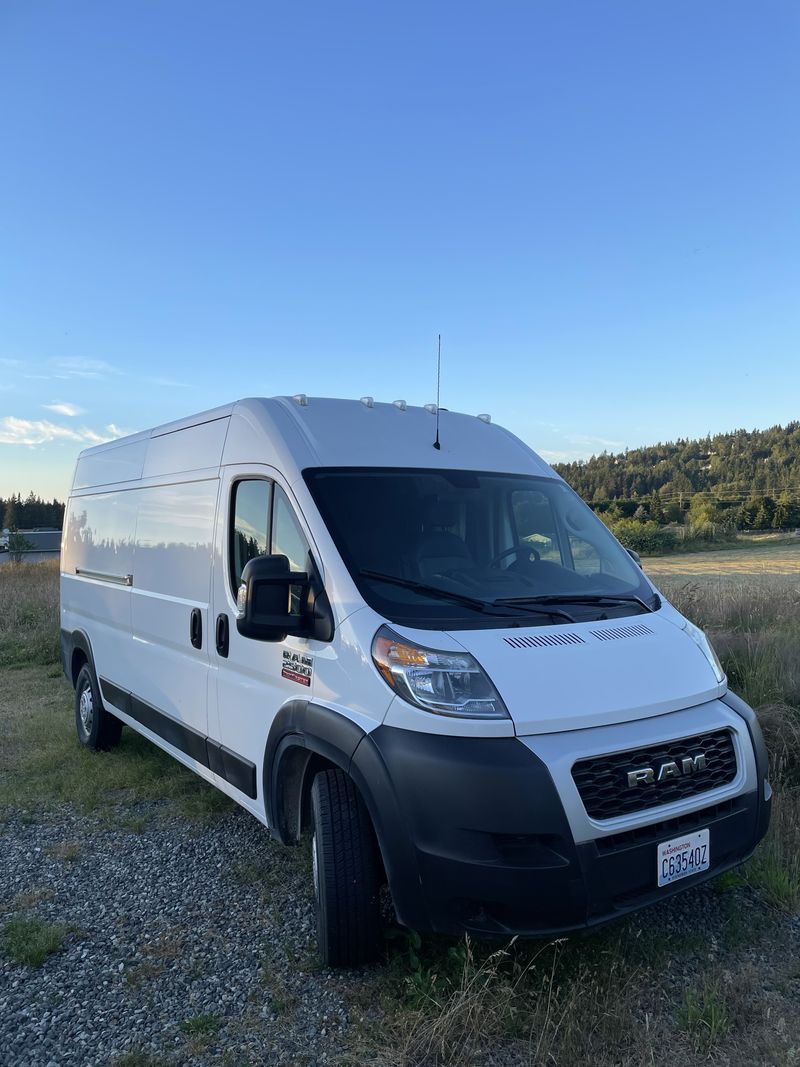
[350,697,771,937]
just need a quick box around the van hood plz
[448,611,726,735]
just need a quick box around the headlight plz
[371,625,509,719]
[682,619,726,685]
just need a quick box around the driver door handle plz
[215,613,229,658]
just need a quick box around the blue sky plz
[1,1,798,499]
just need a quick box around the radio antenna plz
[433,333,442,450]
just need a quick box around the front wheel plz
[310,768,382,967]
[75,664,123,751]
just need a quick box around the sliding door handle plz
[190,608,203,650]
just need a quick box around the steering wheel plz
[489,543,541,568]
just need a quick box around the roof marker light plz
[477,413,491,423]
[392,399,407,411]
[292,394,308,406]
[424,403,437,414]
[360,396,374,408]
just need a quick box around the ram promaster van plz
[60,397,771,965]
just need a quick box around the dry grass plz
[387,936,649,1066]
[0,559,61,667]
[657,575,800,633]
[646,540,800,579]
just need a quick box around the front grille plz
[572,729,737,820]
[595,797,739,855]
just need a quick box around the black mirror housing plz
[236,554,309,642]
[627,548,642,568]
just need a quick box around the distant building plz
[0,528,61,563]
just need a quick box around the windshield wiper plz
[488,597,575,622]
[358,569,574,621]
[500,592,658,614]
[359,569,493,612]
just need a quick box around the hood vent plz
[591,622,654,642]
[503,632,585,649]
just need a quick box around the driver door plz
[209,467,317,818]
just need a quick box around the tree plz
[7,531,34,563]
[649,492,665,525]
[3,496,17,531]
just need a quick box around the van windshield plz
[304,468,658,629]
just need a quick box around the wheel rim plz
[312,831,319,898]
[79,686,94,735]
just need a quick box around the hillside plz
[554,422,800,527]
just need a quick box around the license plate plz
[657,829,710,887]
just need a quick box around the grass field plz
[2,552,800,1065]
[646,539,800,580]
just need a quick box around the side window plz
[511,490,560,563]
[230,479,271,590]
[568,534,602,576]
[271,486,311,614]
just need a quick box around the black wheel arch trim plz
[264,701,429,928]
[264,700,367,842]
[61,627,96,686]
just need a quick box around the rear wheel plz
[74,664,123,751]
[310,768,382,967]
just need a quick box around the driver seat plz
[414,500,473,581]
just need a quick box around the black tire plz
[74,663,123,751]
[310,768,382,967]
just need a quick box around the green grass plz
[179,1013,223,1036]
[746,792,800,912]
[678,976,731,1053]
[2,915,73,966]
[0,666,233,820]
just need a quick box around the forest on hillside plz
[554,422,800,531]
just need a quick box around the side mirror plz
[236,554,309,642]
[627,548,642,568]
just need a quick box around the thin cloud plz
[49,357,120,380]
[105,423,135,438]
[0,416,112,446]
[43,402,85,417]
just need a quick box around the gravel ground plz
[3,803,800,1067]
[0,807,382,1066]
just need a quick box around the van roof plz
[71,396,555,490]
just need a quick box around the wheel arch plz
[264,700,367,846]
[265,703,426,930]
[61,627,96,688]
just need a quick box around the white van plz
[60,397,771,965]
